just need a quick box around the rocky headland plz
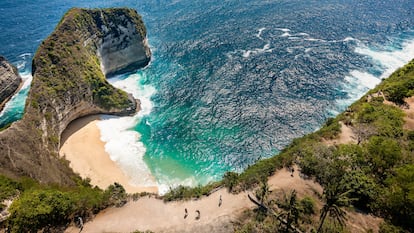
[0,56,22,112]
[0,8,150,185]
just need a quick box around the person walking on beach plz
[77,216,84,232]
[219,195,222,207]
[184,208,188,219]
[195,210,200,220]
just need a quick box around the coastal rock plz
[0,56,22,111]
[96,9,151,77]
[0,8,150,185]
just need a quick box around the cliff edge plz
[0,8,151,185]
[0,56,22,111]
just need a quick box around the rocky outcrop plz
[0,8,150,185]
[0,56,22,111]
[96,10,151,77]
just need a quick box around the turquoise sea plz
[1,0,414,193]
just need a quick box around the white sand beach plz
[59,115,158,194]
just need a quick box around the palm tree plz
[277,190,300,233]
[255,181,270,206]
[317,185,352,232]
[247,189,304,233]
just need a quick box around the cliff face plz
[96,9,151,77]
[0,56,22,111]
[0,8,150,185]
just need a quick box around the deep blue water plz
[1,0,414,190]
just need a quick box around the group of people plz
[184,195,223,220]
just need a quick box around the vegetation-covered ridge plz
[0,7,150,186]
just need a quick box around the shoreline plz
[59,115,158,194]
[0,76,24,115]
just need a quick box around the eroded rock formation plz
[0,8,150,185]
[96,10,151,77]
[0,56,22,111]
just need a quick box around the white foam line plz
[280,32,291,37]
[295,32,309,37]
[276,28,291,32]
[304,38,327,42]
[242,43,272,58]
[343,37,358,42]
[0,71,32,118]
[336,37,414,113]
[355,39,414,79]
[256,27,266,40]
[97,73,158,188]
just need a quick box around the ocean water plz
[1,0,414,194]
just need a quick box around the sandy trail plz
[60,115,157,194]
[65,166,322,233]
[324,121,357,146]
[67,189,254,233]
[403,96,414,130]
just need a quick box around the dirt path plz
[66,166,320,233]
[324,121,357,146]
[403,96,414,130]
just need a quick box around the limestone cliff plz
[0,8,151,185]
[0,56,22,111]
[96,9,151,77]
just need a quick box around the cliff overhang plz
[0,8,151,185]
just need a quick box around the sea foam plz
[335,37,414,112]
[0,71,32,118]
[97,72,157,188]
[242,28,272,58]
[0,54,33,121]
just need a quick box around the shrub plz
[300,196,315,215]
[223,171,239,192]
[7,189,74,232]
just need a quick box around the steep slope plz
[0,8,150,185]
[0,56,22,111]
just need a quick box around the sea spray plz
[97,72,157,188]
[334,37,414,114]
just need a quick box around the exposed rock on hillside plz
[0,8,150,185]
[0,56,22,111]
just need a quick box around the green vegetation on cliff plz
[31,8,135,111]
[0,7,149,188]
[1,175,128,232]
[0,8,150,231]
